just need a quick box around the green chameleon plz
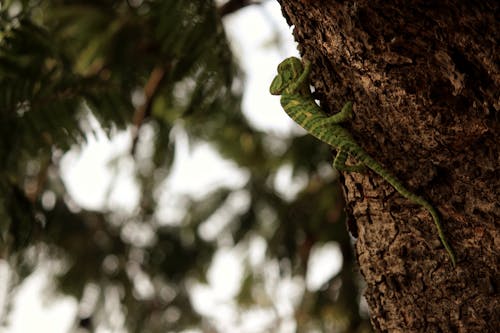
[270,56,456,266]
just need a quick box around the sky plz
[1,2,343,332]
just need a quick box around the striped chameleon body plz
[270,56,455,266]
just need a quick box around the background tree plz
[1,1,371,332]
[277,0,499,332]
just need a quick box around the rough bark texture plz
[277,1,499,332]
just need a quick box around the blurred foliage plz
[0,0,371,332]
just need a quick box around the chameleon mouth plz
[269,75,284,95]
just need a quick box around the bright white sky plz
[1,2,343,332]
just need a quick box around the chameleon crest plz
[270,56,456,266]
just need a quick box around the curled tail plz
[357,153,456,266]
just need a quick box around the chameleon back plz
[280,94,355,149]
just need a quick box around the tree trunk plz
[277,1,499,332]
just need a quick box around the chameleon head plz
[269,57,304,95]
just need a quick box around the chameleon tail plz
[356,153,456,266]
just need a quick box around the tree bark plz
[277,1,499,332]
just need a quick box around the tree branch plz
[218,0,261,17]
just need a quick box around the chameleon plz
[270,56,456,266]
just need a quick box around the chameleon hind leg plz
[333,150,366,172]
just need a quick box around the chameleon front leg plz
[320,101,354,125]
[333,150,366,173]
